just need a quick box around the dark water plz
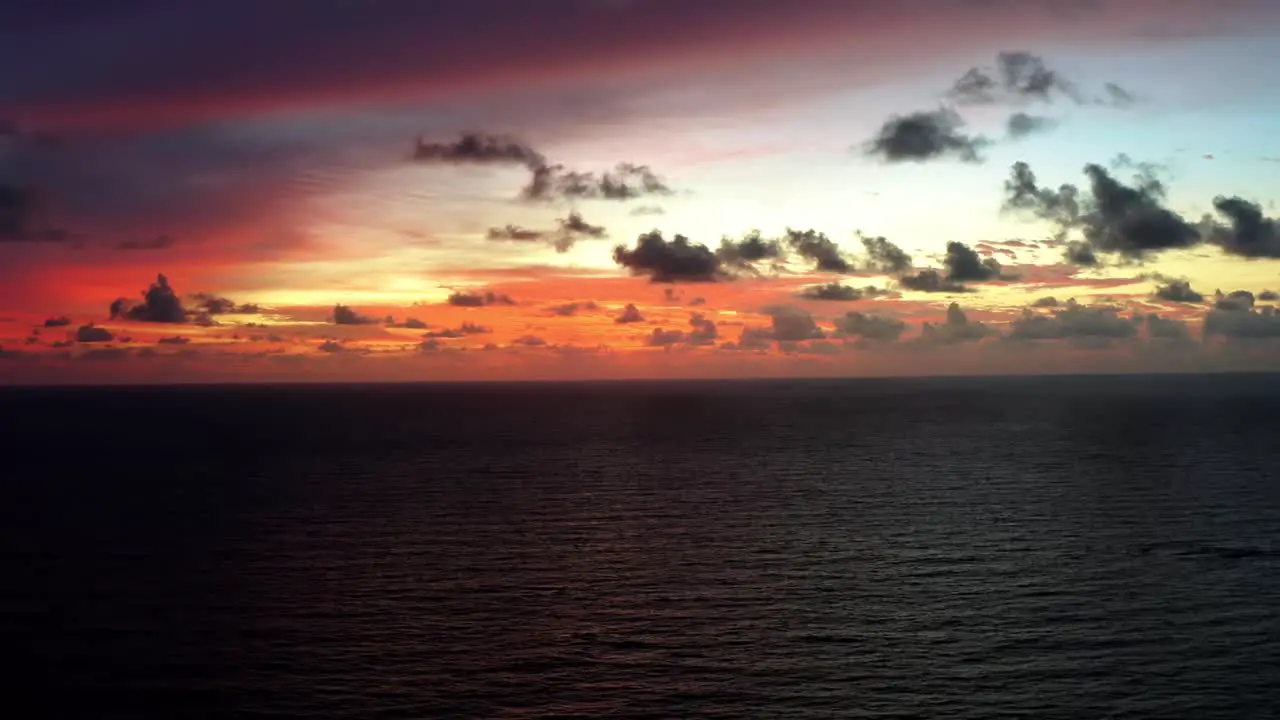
[3,374,1280,718]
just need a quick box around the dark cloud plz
[1007,299,1137,341]
[512,335,547,347]
[116,234,175,251]
[615,303,645,323]
[333,304,378,324]
[1145,314,1191,341]
[785,228,851,273]
[192,293,260,315]
[547,301,598,316]
[1204,306,1280,339]
[1031,296,1060,308]
[75,324,114,343]
[1006,112,1057,139]
[919,302,992,344]
[1206,196,1280,258]
[1153,279,1204,304]
[423,321,491,338]
[647,328,686,347]
[43,315,71,327]
[1260,290,1279,302]
[1064,240,1099,265]
[833,312,906,341]
[1213,289,1255,311]
[109,273,187,323]
[761,305,824,342]
[948,52,1086,105]
[411,133,545,170]
[157,336,190,345]
[944,241,1002,282]
[318,340,347,353]
[687,312,718,345]
[898,269,970,293]
[523,162,673,203]
[1002,160,1199,260]
[447,290,515,307]
[798,282,888,301]
[858,234,913,274]
[716,230,785,273]
[865,108,987,164]
[613,231,722,282]
[487,211,607,253]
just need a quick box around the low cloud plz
[615,303,645,323]
[1006,112,1058,139]
[716,230,785,273]
[898,269,970,293]
[448,290,515,307]
[944,241,1004,282]
[613,231,722,282]
[762,305,824,342]
[547,301,599,316]
[43,316,71,327]
[858,234,913,274]
[864,108,987,164]
[333,304,378,324]
[487,211,607,253]
[193,293,260,315]
[833,312,906,342]
[1007,299,1138,341]
[1206,196,1280,258]
[1203,305,1280,339]
[76,324,114,343]
[1153,279,1204,304]
[918,303,992,344]
[785,228,852,273]
[109,274,187,323]
[798,282,887,301]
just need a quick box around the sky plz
[3,0,1280,383]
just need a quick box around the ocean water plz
[2,374,1279,718]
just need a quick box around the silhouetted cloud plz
[1064,240,1099,265]
[1007,112,1057,139]
[833,312,906,341]
[1002,160,1199,260]
[333,304,377,324]
[948,52,1102,106]
[423,321,492,338]
[192,293,260,315]
[1031,296,1060,308]
[547,301,599,316]
[1204,306,1280,339]
[1145,314,1191,341]
[1007,299,1137,340]
[487,211,607,253]
[615,303,645,323]
[486,225,544,242]
[157,336,190,345]
[613,231,722,282]
[858,234,913,273]
[1260,290,1279,302]
[318,340,346,352]
[1153,279,1204,304]
[523,162,673,203]
[865,108,987,164]
[512,335,547,347]
[1206,196,1280,258]
[919,303,992,344]
[898,269,970,293]
[1214,289,1256,311]
[785,228,851,273]
[944,241,1002,282]
[43,316,71,327]
[116,234,175,251]
[761,305,824,342]
[647,328,686,347]
[412,133,545,169]
[716,230,784,273]
[76,324,114,343]
[447,290,515,306]
[687,312,718,345]
[109,274,187,323]
[798,282,888,301]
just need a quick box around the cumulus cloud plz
[523,162,673,203]
[486,211,607,253]
[43,316,71,327]
[1007,299,1138,341]
[333,304,377,324]
[411,133,545,169]
[157,335,190,345]
[1214,289,1255,311]
[615,303,645,323]
[785,228,852,273]
[833,312,906,342]
[1260,290,1279,302]
[1002,160,1199,261]
[1204,306,1280,339]
[898,269,970,293]
[762,305,824,342]
[1206,196,1280,258]
[613,231,722,282]
[192,293,260,315]
[944,241,1004,282]
[947,52,1120,106]
[687,312,718,345]
[647,328,686,347]
[1031,296,1060,308]
[864,108,987,164]
[422,321,492,339]
[919,303,992,344]
[716,230,785,273]
[798,282,887,301]
[1145,314,1191,341]
[1006,112,1058,139]
[1153,279,1204,304]
[447,290,515,307]
[318,340,346,353]
[109,274,187,323]
[75,324,114,343]
[858,234,913,274]
[547,301,598,316]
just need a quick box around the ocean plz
[3,374,1279,718]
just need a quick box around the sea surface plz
[3,374,1279,718]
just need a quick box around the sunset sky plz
[3,0,1280,383]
